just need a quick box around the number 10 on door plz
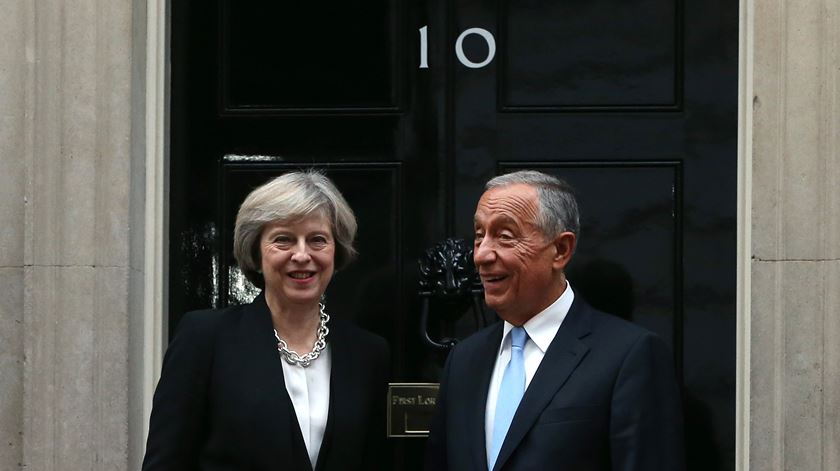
[419,26,497,69]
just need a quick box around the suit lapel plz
[493,298,593,471]
[468,323,504,470]
[242,294,313,471]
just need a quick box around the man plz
[425,170,684,470]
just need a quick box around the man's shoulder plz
[441,323,503,374]
[581,303,671,357]
[587,305,648,336]
[451,321,502,352]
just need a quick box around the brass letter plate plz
[387,383,439,438]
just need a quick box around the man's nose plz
[473,239,496,266]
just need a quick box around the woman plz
[143,171,390,471]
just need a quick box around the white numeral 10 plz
[418,26,497,69]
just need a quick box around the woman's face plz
[259,214,335,309]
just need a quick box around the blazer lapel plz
[468,323,505,470]
[493,298,593,471]
[313,320,346,471]
[242,294,313,471]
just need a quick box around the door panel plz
[170,0,737,468]
[221,1,399,112]
[500,0,679,109]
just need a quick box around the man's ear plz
[552,232,576,270]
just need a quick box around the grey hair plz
[486,170,580,240]
[233,170,357,288]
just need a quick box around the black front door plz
[170,0,737,469]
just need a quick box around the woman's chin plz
[266,287,323,308]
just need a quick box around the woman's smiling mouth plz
[288,271,316,280]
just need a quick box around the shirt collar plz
[500,280,575,354]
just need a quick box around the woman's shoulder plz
[174,303,248,339]
[330,317,389,354]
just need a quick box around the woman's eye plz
[273,236,292,245]
[310,236,328,246]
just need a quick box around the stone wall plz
[0,0,150,469]
[0,0,27,466]
[742,0,840,469]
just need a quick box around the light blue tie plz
[488,326,528,470]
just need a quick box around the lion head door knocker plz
[418,238,485,351]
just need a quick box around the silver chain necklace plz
[273,303,330,368]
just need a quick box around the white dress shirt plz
[281,344,331,468]
[484,281,574,458]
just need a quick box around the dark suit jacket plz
[425,295,684,471]
[142,293,390,471]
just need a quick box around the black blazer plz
[425,294,684,471]
[142,293,390,471]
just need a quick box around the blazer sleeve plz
[424,352,453,471]
[142,311,221,471]
[609,331,686,471]
[361,336,391,471]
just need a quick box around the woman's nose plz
[290,241,311,263]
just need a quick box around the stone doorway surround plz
[0,0,837,469]
[737,0,840,469]
[0,0,167,469]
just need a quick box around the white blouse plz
[281,344,331,468]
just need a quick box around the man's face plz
[473,184,564,324]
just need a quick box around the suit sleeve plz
[142,311,219,471]
[424,351,453,471]
[610,332,685,471]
